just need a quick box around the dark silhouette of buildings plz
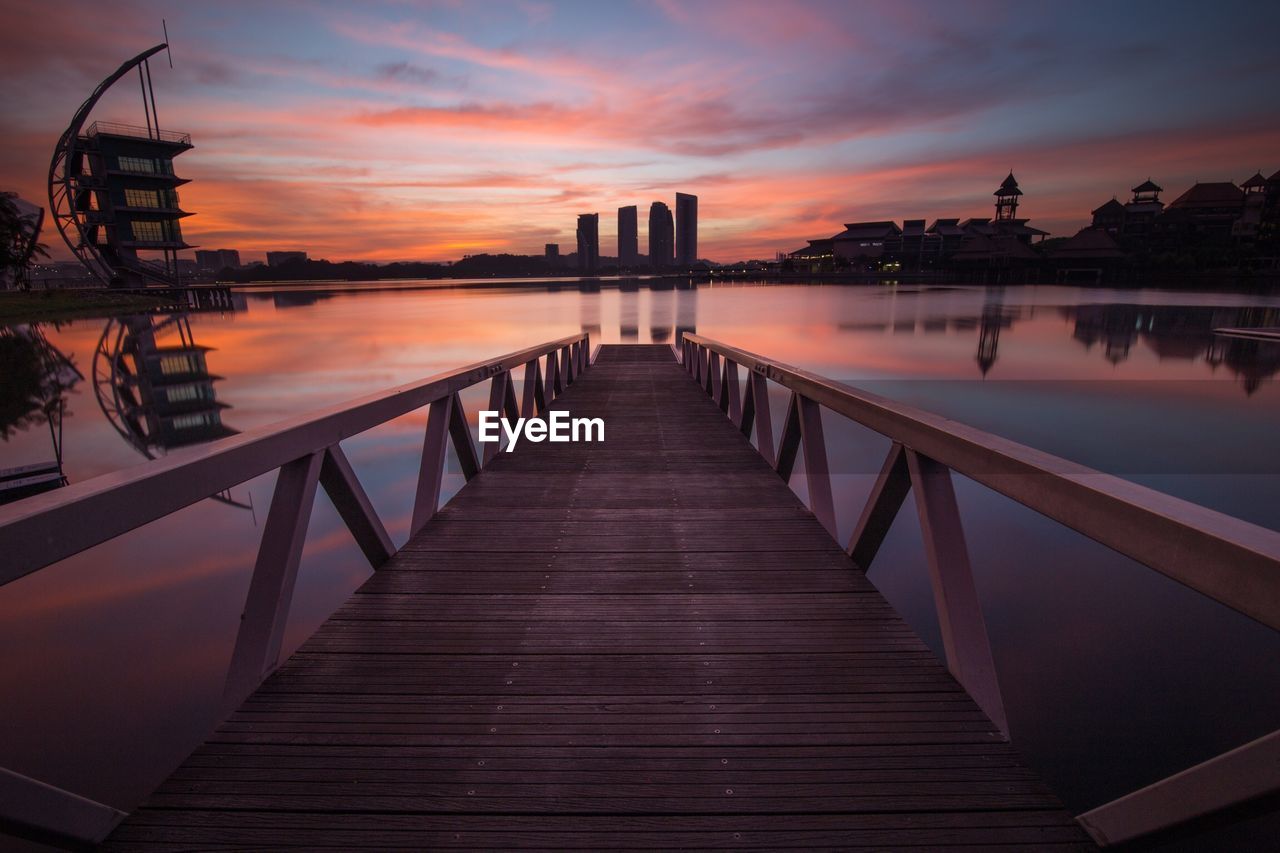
[994,172,1021,221]
[545,243,559,266]
[266,251,307,267]
[617,205,638,267]
[576,213,599,273]
[789,173,1046,274]
[1072,170,1280,273]
[649,202,674,269]
[676,192,698,267]
[195,249,241,271]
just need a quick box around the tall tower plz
[994,172,1022,221]
[49,44,194,287]
[675,192,698,266]
[576,213,599,273]
[648,202,674,269]
[617,205,638,267]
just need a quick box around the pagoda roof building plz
[1241,172,1267,190]
[1167,182,1244,209]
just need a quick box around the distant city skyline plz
[3,0,1279,264]
[648,201,673,269]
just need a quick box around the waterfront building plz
[786,239,835,272]
[832,221,901,263]
[675,193,698,267]
[545,243,559,266]
[49,45,195,287]
[994,172,1022,221]
[926,219,968,256]
[195,249,241,271]
[1049,228,1127,281]
[648,202,674,269]
[617,206,638,267]
[266,251,308,266]
[1124,180,1165,237]
[1091,199,1127,235]
[1156,182,1244,244]
[576,213,599,273]
[1236,172,1268,239]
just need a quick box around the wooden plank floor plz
[107,344,1094,850]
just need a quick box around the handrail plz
[680,332,1280,847]
[0,332,587,586]
[84,120,191,145]
[0,332,590,848]
[683,333,1280,632]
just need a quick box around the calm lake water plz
[2,280,1279,844]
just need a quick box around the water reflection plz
[1068,303,1280,392]
[0,325,80,503]
[91,313,251,509]
[1,280,1278,831]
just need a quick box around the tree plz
[1,191,48,290]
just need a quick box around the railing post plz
[320,444,393,568]
[905,449,1008,735]
[411,396,452,536]
[797,395,837,539]
[725,359,742,424]
[483,370,511,465]
[0,767,126,848]
[750,373,775,466]
[1076,728,1280,847]
[547,350,561,398]
[448,392,480,480]
[522,359,545,417]
[707,351,720,397]
[847,441,912,571]
[560,345,572,387]
[776,391,802,479]
[223,450,323,711]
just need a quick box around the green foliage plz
[1,191,48,289]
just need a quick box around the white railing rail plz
[0,332,590,847]
[680,332,1280,848]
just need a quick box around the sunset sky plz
[3,0,1279,263]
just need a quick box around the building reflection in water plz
[92,313,251,509]
[674,282,697,346]
[649,281,674,344]
[0,325,82,504]
[618,278,640,341]
[975,287,1012,376]
[577,281,601,340]
[1068,304,1280,393]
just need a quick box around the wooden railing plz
[0,333,590,848]
[680,332,1280,848]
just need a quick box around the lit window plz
[125,189,160,207]
[130,220,181,243]
[158,353,201,375]
[163,383,210,403]
[170,412,215,430]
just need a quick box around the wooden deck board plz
[106,343,1092,849]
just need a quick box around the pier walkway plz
[4,336,1276,849]
[105,345,1091,849]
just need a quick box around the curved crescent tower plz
[48,43,194,287]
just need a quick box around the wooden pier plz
[3,337,1277,850]
[104,345,1091,849]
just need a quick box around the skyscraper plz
[648,202,673,269]
[676,192,698,267]
[617,205,638,267]
[576,213,599,273]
